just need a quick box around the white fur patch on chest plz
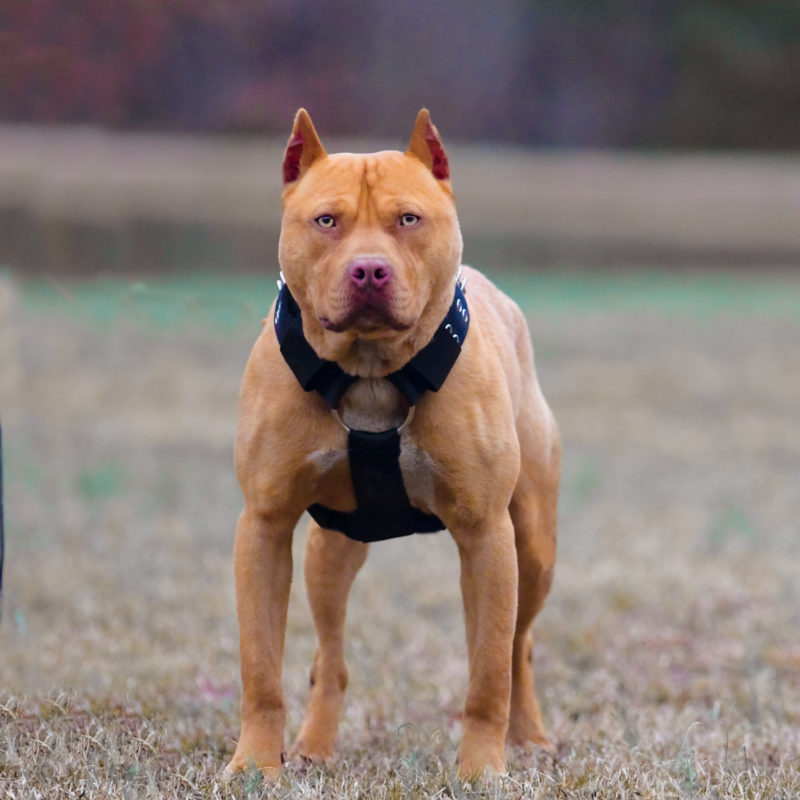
[307,448,347,473]
[397,435,437,510]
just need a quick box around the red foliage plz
[1,1,798,147]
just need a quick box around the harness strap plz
[274,290,357,408]
[308,427,444,543]
[273,274,469,543]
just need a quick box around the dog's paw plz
[224,746,284,778]
[288,736,334,765]
[507,727,556,758]
[456,741,507,780]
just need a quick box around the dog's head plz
[278,109,463,373]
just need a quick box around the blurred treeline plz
[2,0,799,148]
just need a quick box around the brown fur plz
[226,109,560,778]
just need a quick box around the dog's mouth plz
[319,307,412,334]
[319,288,413,334]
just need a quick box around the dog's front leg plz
[227,507,296,776]
[290,521,369,762]
[453,511,518,778]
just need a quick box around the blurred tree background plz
[1,1,798,275]
[2,0,799,148]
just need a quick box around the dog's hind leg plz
[290,520,368,763]
[507,403,559,755]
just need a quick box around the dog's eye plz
[399,213,420,227]
[314,215,336,229]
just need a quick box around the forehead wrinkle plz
[359,157,372,219]
[362,155,407,220]
[295,156,362,214]
[364,156,393,220]
[311,155,362,189]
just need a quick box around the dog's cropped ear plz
[283,109,327,184]
[407,109,450,181]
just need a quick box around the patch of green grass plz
[19,269,800,335]
[2,441,43,491]
[560,458,602,512]
[486,268,800,319]
[76,463,125,501]
[704,506,756,552]
[22,274,273,332]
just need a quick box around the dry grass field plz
[0,268,798,798]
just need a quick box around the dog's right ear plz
[283,109,326,184]
[407,109,450,181]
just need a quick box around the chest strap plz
[274,275,469,543]
[307,427,446,542]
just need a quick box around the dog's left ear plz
[283,108,327,184]
[407,109,450,181]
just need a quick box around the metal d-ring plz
[396,405,416,433]
[331,405,415,434]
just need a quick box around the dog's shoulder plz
[459,266,533,358]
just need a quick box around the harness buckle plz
[331,405,416,435]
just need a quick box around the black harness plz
[274,274,469,543]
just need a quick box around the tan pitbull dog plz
[227,109,560,778]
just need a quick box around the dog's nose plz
[348,258,393,291]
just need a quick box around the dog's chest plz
[306,380,438,511]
